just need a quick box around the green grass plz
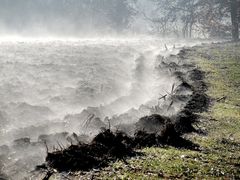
[92,43,240,179]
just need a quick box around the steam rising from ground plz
[0,37,204,179]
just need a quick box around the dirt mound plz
[185,92,209,113]
[41,114,198,173]
[177,81,193,92]
[173,110,199,134]
[178,48,192,58]
[136,114,171,134]
[43,130,135,172]
[133,114,179,147]
[189,69,205,81]
[13,138,31,149]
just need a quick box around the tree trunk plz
[238,0,240,24]
[230,0,239,41]
[189,21,194,38]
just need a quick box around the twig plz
[167,101,174,111]
[108,118,111,130]
[165,44,168,51]
[42,170,54,180]
[43,141,49,153]
[216,96,227,102]
[57,141,64,151]
[158,94,167,101]
[171,83,175,95]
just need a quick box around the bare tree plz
[230,0,239,41]
[131,0,239,39]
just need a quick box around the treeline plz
[0,0,132,35]
[132,0,240,40]
[0,0,239,39]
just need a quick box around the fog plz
[0,0,219,179]
[0,37,207,179]
[0,0,130,37]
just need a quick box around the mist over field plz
[0,0,147,37]
[0,0,239,179]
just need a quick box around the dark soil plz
[42,130,135,172]
[40,113,200,174]
[185,92,209,113]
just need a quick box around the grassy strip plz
[91,43,240,179]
